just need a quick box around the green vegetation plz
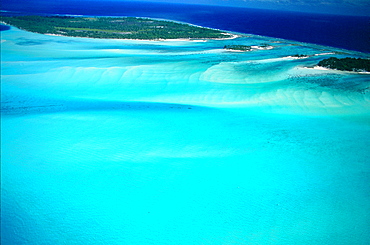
[260,44,270,48]
[292,54,309,58]
[318,57,370,72]
[224,44,273,51]
[224,45,252,51]
[1,15,232,40]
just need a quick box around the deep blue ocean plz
[1,0,369,53]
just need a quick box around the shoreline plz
[305,65,370,74]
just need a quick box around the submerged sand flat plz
[1,27,370,244]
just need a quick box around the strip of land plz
[224,44,273,52]
[1,15,235,40]
[317,57,370,72]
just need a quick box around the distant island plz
[0,15,233,40]
[290,54,310,58]
[224,44,273,51]
[317,57,370,72]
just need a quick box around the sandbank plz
[306,66,370,74]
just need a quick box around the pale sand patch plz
[314,52,336,56]
[313,66,330,70]
[45,33,64,37]
[305,66,370,74]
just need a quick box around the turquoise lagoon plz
[1,26,370,244]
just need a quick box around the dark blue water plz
[0,24,11,31]
[1,0,369,52]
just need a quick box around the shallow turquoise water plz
[1,27,370,244]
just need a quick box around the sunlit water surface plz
[1,27,370,244]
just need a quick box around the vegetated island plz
[289,54,310,58]
[0,15,234,40]
[224,44,273,52]
[317,57,370,72]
